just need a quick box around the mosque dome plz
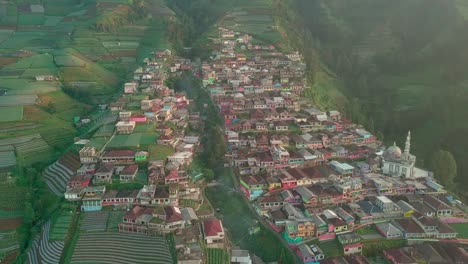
[385,142,402,159]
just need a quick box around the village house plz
[101,189,138,207]
[79,147,98,164]
[337,232,363,255]
[81,186,106,212]
[116,121,136,134]
[94,163,115,183]
[119,164,138,182]
[100,150,135,164]
[203,218,225,248]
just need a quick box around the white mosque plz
[382,131,416,178]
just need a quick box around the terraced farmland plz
[106,211,126,232]
[43,151,81,196]
[50,210,73,241]
[206,248,230,264]
[81,211,109,232]
[71,232,173,264]
[27,221,64,264]
[0,231,19,259]
[0,181,26,211]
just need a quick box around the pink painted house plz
[129,114,147,123]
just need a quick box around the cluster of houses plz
[53,49,233,264]
[205,27,468,263]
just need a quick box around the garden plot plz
[0,231,19,257]
[206,248,229,264]
[50,210,73,241]
[80,211,109,232]
[107,133,157,148]
[0,181,26,211]
[71,232,173,264]
[0,95,38,106]
[27,221,64,264]
[0,78,60,95]
[0,106,23,122]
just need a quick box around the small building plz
[79,147,98,164]
[101,150,135,164]
[376,222,403,239]
[135,151,148,162]
[116,121,136,134]
[203,218,225,248]
[94,164,115,183]
[81,186,106,211]
[231,249,252,264]
[129,114,147,123]
[64,187,84,202]
[124,82,138,94]
[297,244,324,264]
[337,232,362,256]
[120,164,138,182]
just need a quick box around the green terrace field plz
[206,248,230,264]
[0,106,23,122]
[318,239,342,258]
[50,210,73,241]
[148,144,175,161]
[449,223,468,238]
[70,232,174,264]
[222,0,283,45]
[106,132,158,149]
[0,0,174,168]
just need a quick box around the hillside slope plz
[275,0,468,197]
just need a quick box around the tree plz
[428,150,457,188]
[46,102,56,114]
[202,168,215,182]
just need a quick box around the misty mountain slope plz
[275,0,468,198]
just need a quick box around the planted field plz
[0,231,19,257]
[0,106,23,122]
[71,232,173,264]
[318,239,342,258]
[81,211,109,232]
[449,223,468,238]
[15,136,56,166]
[107,133,157,148]
[0,182,26,211]
[27,221,64,264]
[106,211,126,232]
[356,225,380,235]
[205,168,297,263]
[50,210,73,241]
[0,217,22,230]
[206,248,229,264]
[0,78,60,95]
[0,95,38,106]
[148,144,174,161]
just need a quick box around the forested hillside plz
[274,0,468,199]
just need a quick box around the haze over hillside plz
[275,0,468,199]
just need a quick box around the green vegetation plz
[275,0,468,200]
[106,211,126,232]
[356,225,380,236]
[363,239,406,257]
[107,133,158,149]
[206,248,230,264]
[50,209,73,241]
[428,150,457,189]
[449,223,468,238]
[206,169,297,263]
[148,144,175,161]
[318,239,342,258]
[70,232,174,263]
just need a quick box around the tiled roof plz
[203,218,223,237]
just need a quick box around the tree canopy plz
[428,150,457,189]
